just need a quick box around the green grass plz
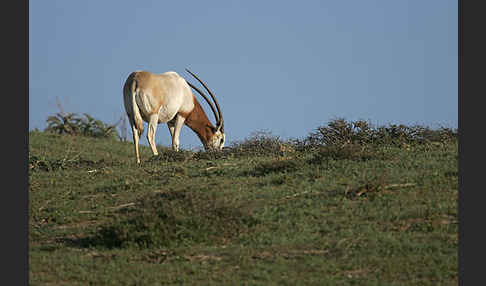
[29,121,458,285]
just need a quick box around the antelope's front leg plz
[167,117,176,140]
[171,114,186,151]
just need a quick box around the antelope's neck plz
[182,98,215,147]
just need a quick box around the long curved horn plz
[185,69,224,132]
[186,81,219,125]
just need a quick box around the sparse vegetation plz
[29,116,458,285]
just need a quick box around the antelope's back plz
[127,71,195,122]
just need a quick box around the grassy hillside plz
[29,120,458,285]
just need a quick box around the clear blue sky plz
[30,0,457,150]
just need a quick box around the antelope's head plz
[185,69,226,151]
[207,126,225,150]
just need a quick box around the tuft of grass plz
[146,149,194,163]
[309,144,393,164]
[93,190,259,248]
[193,149,232,161]
[29,153,105,172]
[252,159,302,176]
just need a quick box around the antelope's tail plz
[123,72,144,136]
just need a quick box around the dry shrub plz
[228,130,287,157]
[296,118,457,151]
[46,112,120,140]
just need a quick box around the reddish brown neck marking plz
[179,97,215,147]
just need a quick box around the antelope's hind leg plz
[131,124,141,164]
[147,114,159,156]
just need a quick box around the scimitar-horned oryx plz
[123,69,225,163]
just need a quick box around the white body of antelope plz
[123,69,225,163]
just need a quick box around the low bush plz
[295,118,457,150]
[228,130,290,157]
